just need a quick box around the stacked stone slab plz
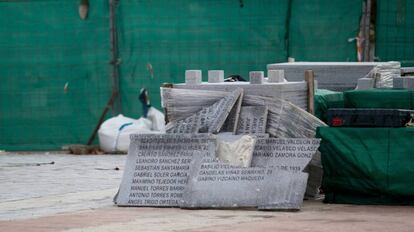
[161,88,326,138]
[165,88,243,133]
[267,62,400,91]
[236,106,268,134]
[180,157,309,210]
[173,79,308,110]
[394,77,414,89]
[114,134,216,206]
[116,71,325,210]
[180,137,320,210]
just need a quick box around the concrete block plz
[185,70,202,85]
[268,70,285,83]
[249,71,264,84]
[356,77,375,90]
[208,70,224,83]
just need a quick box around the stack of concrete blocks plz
[401,67,414,76]
[267,62,400,91]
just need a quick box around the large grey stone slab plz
[180,157,308,210]
[251,138,321,172]
[114,134,216,207]
[356,77,375,90]
[236,106,268,134]
[401,67,414,76]
[393,76,414,89]
[267,62,394,91]
[258,171,308,211]
[173,81,308,110]
[166,88,243,134]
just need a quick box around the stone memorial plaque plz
[166,88,243,134]
[258,171,308,211]
[114,134,216,207]
[180,157,309,210]
[251,138,321,172]
[165,113,201,133]
[236,106,268,134]
[180,157,272,208]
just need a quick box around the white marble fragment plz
[216,134,256,167]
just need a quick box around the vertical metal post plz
[109,0,121,115]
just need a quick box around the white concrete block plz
[208,70,224,83]
[249,71,264,84]
[268,70,285,83]
[185,70,202,85]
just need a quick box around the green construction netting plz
[116,0,290,117]
[343,89,414,109]
[0,1,111,150]
[288,0,362,61]
[376,0,414,67]
[0,0,381,150]
[317,127,414,205]
[314,89,344,122]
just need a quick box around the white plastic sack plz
[98,109,165,153]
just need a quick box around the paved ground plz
[1,153,414,232]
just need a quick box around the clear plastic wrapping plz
[161,87,326,138]
[361,61,401,88]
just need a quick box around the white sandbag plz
[98,114,162,153]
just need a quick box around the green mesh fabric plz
[376,0,414,67]
[0,1,369,150]
[0,1,111,150]
[116,0,290,117]
[288,0,362,61]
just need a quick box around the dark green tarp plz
[314,89,344,122]
[317,127,414,205]
[343,89,414,109]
